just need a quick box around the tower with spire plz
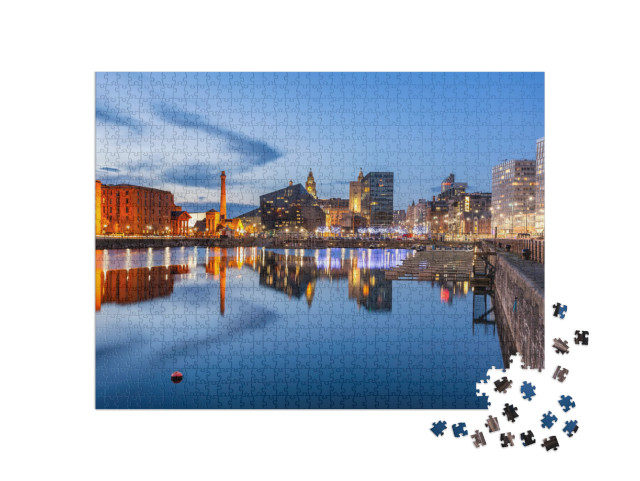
[305,169,317,198]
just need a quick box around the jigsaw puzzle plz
[471,430,487,448]
[94,72,545,409]
[521,381,537,401]
[541,411,558,429]
[502,403,519,422]
[452,423,468,438]
[563,420,579,437]
[521,431,536,447]
[558,395,575,412]
[575,330,589,345]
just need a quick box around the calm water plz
[96,247,503,408]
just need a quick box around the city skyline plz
[96,72,544,215]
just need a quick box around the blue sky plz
[96,72,544,216]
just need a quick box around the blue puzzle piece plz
[558,395,576,412]
[552,303,568,319]
[541,411,558,429]
[452,423,468,437]
[431,421,447,437]
[521,381,536,401]
[563,420,579,437]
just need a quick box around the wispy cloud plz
[98,166,120,172]
[96,107,143,134]
[152,103,282,168]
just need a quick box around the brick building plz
[96,181,184,235]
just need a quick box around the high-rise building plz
[535,137,545,235]
[362,172,394,226]
[491,159,536,236]
[349,169,364,214]
[305,169,317,198]
[260,183,325,231]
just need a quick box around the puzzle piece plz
[500,432,515,447]
[521,381,536,401]
[553,366,569,382]
[553,338,569,355]
[558,395,575,412]
[471,430,486,448]
[575,330,589,345]
[430,421,447,437]
[494,376,513,393]
[485,415,500,433]
[541,436,559,451]
[552,303,567,318]
[520,430,536,446]
[563,420,579,437]
[541,411,558,429]
[452,423,468,438]
[502,403,519,422]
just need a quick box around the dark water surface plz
[96,247,503,408]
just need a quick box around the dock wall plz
[493,253,545,369]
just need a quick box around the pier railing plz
[483,238,544,264]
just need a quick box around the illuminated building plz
[259,183,325,231]
[361,172,394,226]
[305,169,317,198]
[96,181,182,235]
[96,180,102,235]
[349,169,364,213]
[535,137,545,235]
[318,198,350,228]
[171,210,191,235]
[393,209,406,225]
[202,171,245,237]
[491,159,536,236]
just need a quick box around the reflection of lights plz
[440,287,450,303]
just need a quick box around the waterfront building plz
[349,169,364,214]
[203,171,245,237]
[535,137,545,236]
[305,169,317,198]
[393,209,406,225]
[362,171,394,226]
[96,181,182,235]
[171,210,191,235]
[237,207,262,234]
[491,159,536,236]
[318,198,350,229]
[259,183,325,231]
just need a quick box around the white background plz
[1,1,639,479]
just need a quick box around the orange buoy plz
[171,371,183,384]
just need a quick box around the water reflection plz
[97,247,473,313]
[95,246,505,409]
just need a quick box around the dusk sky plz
[96,72,544,217]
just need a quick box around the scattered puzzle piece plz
[541,436,559,451]
[494,376,513,393]
[521,381,536,401]
[558,395,575,412]
[502,403,519,422]
[563,420,579,437]
[471,430,486,448]
[575,330,589,345]
[553,366,569,382]
[521,430,536,447]
[430,421,447,437]
[541,411,558,429]
[500,432,515,447]
[485,415,500,433]
[553,338,569,355]
[552,303,567,319]
[452,423,468,438]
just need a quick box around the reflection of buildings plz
[347,269,392,311]
[95,264,189,310]
[205,248,257,315]
[248,250,393,311]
